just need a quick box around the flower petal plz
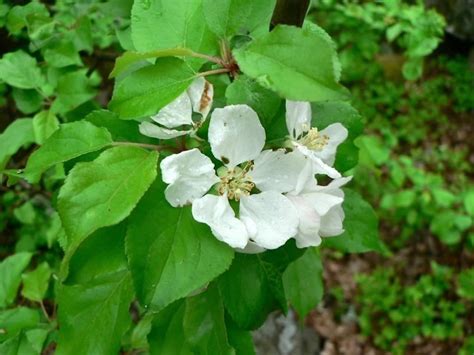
[296,144,341,178]
[287,195,322,248]
[250,150,312,193]
[235,241,266,254]
[314,123,348,165]
[286,100,312,139]
[160,149,218,206]
[301,192,344,216]
[239,191,298,249]
[320,205,345,237]
[187,77,214,119]
[139,122,189,140]
[209,104,265,168]
[151,91,193,128]
[192,194,249,249]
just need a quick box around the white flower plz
[139,77,214,139]
[248,145,351,247]
[287,176,352,248]
[286,100,348,178]
[160,104,300,251]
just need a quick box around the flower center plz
[216,163,254,201]
[298,127,329,151]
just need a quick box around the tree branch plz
[271,0,311,28]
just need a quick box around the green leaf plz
[312,101,363,172]
[226,318,256,355]
[24,121,113,183]
[56,226,134,355]
[225,75,282,126]
[283,248,323,318]
[58,146,158,276]
[202,0,276,38]
[42,40,83,68]
[148,301,193,355]
[0,50,44,89]
[218,253,285,330]
[13,202,36,224]
[110,48,194,78]
[126,179,234,312]
[0,328,48,355]
[183,286,234,354]
[234,24,349,102]
[50,69,97,114]
[32,110,59,145]
[109,57,195,119]
[0,119,34,170]
[131,0,217,69]
[21,262,52,302]
[457,268,474,300]
[12,88,43,115]
[323,189,388,254]
[0,307,40,342]
[0,253,32,308]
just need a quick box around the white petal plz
[192,194,249,249]
[250,150,312,194]
[187,77,214,119]
[296,144,341,178]
[286,100,312,139]
[160,149,219,206]
[235,241,266,254]
[302,192,344,216]
[139,122,189,140]
[151,91,193,128]
[209,105,265,168]
[320,205,345,237]
[314,123,348,165]
[239,192,298,249]
[311,176,352,193]
[287,195,322,248]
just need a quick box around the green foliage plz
[356,263,467,354]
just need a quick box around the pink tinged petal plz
[192,194,249,249]
[139,122,189,140]
[296,145,341,178]
[319,205,345,237]
[160,149,219,207]
[250,150,312,194]
[208,104,265,168]
[287,195,322,248]
[239,191,299,250]
[187,77,214,119]
[315,123,348,165]
[286,100,312,139]
[151,91,193,128]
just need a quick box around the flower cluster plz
[142,79,351,253]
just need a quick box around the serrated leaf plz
[0,50,44,89]
[32,110,59,145]
[0,253,32,308]
[24,121,113,183]
[283,248,323,318]
[21,262,52,302]
[203,0,275,38]
[126,179,234,312]
[109,57,195,119]
[0,119,34,170]
[58,146,158,277]
[110,48,194,78]
[234,24,349,102]
[0,328,48,355]
[131,0,217,69]
[323,189,388,254]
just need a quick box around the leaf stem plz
[197,68,231,77]
[40,300,51,322]
[189,51,224,65]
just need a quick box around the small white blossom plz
[139,77,214,139]
[160,104,300,251]
[286,100,348,178]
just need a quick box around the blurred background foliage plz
[0,0,472,353]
